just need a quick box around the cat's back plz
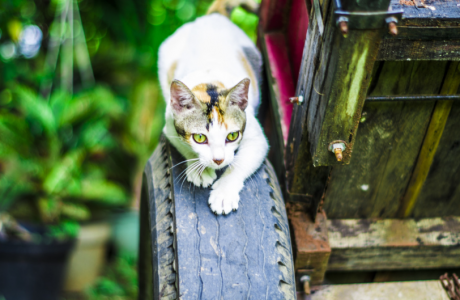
[158,13,261,108]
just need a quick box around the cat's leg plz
[208,115,268,214]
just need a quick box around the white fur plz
[159,14,269,215]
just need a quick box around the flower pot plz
[63,221,111,292]
[0,237,74,300]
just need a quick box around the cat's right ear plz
[170,80,199,114]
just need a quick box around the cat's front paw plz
[208,179,243,215]
[186,166,216,187]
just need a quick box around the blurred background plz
[0,0,258,299]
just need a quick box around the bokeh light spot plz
[21,2,37,18]
[0,89,12,105]
[162,0,186,10]
[0,42,17,60]
[176,2,195,21]
[19,25,43,58]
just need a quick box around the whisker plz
[170,158,199,170]
[180,162,202,194]
[176,161,200,187]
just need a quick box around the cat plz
[158,0,268,215]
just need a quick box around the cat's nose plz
[213,159,224,165]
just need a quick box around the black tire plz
[139,136,296,300]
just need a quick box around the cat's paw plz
[186,166,216,187]
[208,179,243,215]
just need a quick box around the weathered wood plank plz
[399,61,460,217]
[324,61,447,219]
[377,1,460,60]
[289,207,330,284]
[390,0,460,22]
[378,39,460,61]
[285,1,330,213]
[327,217,460,271]
[385,26,460,41]
[411,101,460,218]
[307,1,387,167]
[307,280,449,300]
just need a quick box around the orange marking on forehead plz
[191,83,211,103]
[212,107,225,125]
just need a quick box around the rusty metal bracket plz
[333,0,404,31]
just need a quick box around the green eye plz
[226,131,239,142]
[193,134,207,144]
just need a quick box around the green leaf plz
[0,113,33,157]
[61,202,91,221]
[79,179,128,205]
[43,149,86,194]
[0,169,34,211]
[38,197,61,223]
[13,86,57,136]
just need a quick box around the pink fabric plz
[264,33,296,142]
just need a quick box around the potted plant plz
[0,85,130,299]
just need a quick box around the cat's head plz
[170,78,249,170]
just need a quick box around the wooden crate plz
[259,0,460,290]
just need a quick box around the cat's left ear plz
[225,78,250,111]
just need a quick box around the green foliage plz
[46,219,80,240]
[231,7,259,43]
[0,85,130,225]
[84,253,138,300]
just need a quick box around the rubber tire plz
[139,137,296,300]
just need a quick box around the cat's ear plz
[225,78,249,111]
[170,80,200,113]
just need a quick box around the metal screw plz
[336,16,349,37]
[300,275,311,295]
[290,95,304,105]
[328,141,346,162]
[386,17,398,36]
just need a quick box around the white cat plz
[158,0,268,215]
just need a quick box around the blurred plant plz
[84,252,138,300]
[118,78,164,206]
[0,85,130,226]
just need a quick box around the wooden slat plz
[378,39,460,61]
[411,101,460,218]
[384,26,460,41]
[285,0,330,213]
[289,207,330,284]
[303,0,389,167]
[323,61,447,219]
[390,0,460,22]
[377,1,460,60]
[399,61,460,217]
[327,217,460,271]
[307,281,449,300]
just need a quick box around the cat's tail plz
[206,0,259,17]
